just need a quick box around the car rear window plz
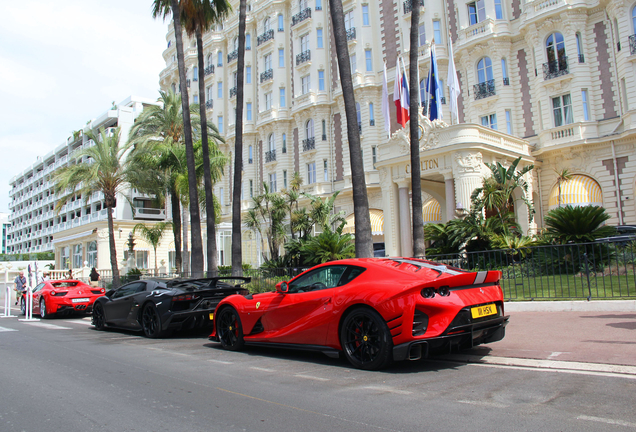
[51,282,79,288]
[338,266,366,286]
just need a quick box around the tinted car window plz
[33,283,45,293]
[112,282,146,299]
[338,266,366,286]
[288,266,347,293]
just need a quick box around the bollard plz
[1,265,14,318]
[18,285,40,322]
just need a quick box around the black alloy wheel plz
[141,303,164,338]
[20,297,26,316]
[217,307,245,351]
[92,303,106,330]
[40,298,51,319]
[340,307,393,370]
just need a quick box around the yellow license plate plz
[471,304,497,319]
[209,313,214,320]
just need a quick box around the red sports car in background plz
[210,258,509,370]
[21,280,105,319]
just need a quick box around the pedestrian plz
[14,271,27,306]
[41,272,50,282]
[89,268,100,287]
[67,269,73,279]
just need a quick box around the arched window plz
[356,102,362,129]
[282,133,287,153]
[171,82,176,94]
[268,133,275,151]
[369,102,375,126]
[575,32,584,63]
[546,32,566,64]
[246,33,251,50]
[278,14,284,31]
[501,58,509,85]
[217,50,223,66]
[305,119,314,139]
[264,17,271,32]
[207,53,213,68]
[233,37,239,51]
[477,57,493,83]
[87,241,97,268]
[632,6,636,33]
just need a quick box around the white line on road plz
[457,399,508,408]
[24,322,72,330]
[0,326,17,332]
[547,351,567,359]
[249,366,276,372]
[363,386,413,395]
[208,359,233,365]
[294,374,330,382]
[578,415,636,429]
[464,362,636,380]
[64,320,93,326]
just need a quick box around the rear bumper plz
[393,315,509,362]
[162,309,215,332]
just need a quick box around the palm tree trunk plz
[409,0,424,258]
[154,246,158,276]
[106,205,120,288]
[170,0,204,278]
[231,0,248,277]
[195,28,218,278]
[328,0,373,258]
[170,189,182,274]
[182,205,189,276]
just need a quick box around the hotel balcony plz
[296,50,311,66]
[257,29,274,46]
[260,68,273,83]
[265,149,276,163]
[292,8,311,26]
[302,137,316,152]
[134,207,166,220]
[473,79,496,100]
[543,57,569,80]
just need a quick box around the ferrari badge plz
[256,302,261,309]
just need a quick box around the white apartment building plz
[153,0,634,260]
[6,96,176,271]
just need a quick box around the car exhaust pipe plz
[408,344,422,361]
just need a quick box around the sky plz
[0,0,170,212]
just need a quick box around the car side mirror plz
[276,281,288,293]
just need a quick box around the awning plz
[342,209,384,236]
[548,175,603,209]
[52,230,94,245]
[422,199,442,224]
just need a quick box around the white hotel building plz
[159,0,636,259]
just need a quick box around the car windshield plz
[51,282,80,288]
[288,266,348,293]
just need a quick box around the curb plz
[504,300,636,312]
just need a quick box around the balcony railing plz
[543,56,569,80]
[296,50,311,65]
[503,77,509,86]
[292,8,311,26]
[403,0,424,14]
[229,86,237,98]
[322,134,327,141]
[257,29,274,46]
[205,99,213,110]
[186,79,191,88]
[358,122,362,133]
[204,65,215,75]
[346,27,356,41]
[227,49,238,63]
[265,149,276,163]
[440,96,446,104]
[260,68,273,83]
[629,34,636,55]
[473,79,496,100]
[302,137,316,152]
[578,54,585,63]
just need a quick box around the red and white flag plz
[393,57,409,128]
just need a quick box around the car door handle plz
[324,298,332,305]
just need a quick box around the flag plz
[382,62,391,138]
[426,41,443,121]
[393,57,409,127]
[447,36,461,124]
[400,57,410,124]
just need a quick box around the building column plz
[396,179,413,257]
[452,151,484,212]
[443,171,456,222]
[379,168,399,257]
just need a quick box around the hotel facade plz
[157,0,636,260]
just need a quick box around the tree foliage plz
[543,205,616,244]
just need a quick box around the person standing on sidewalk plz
[14,271,27,306]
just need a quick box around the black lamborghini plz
[91,277,250,338]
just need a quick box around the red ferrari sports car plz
[21,280,105,319]
[210,258,509,370]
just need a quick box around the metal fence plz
[425,239,636,300]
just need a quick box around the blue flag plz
[426,42,443,121]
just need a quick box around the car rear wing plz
[167,276,252,288]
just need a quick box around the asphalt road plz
[1,309,635,432]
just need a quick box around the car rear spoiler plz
[167,276,252,288]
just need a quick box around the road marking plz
[0,326,17,332]
[363,386,413,395]
[64,320,93,326]
[578,415,636,429]
[294,374,330,382]
[461,362,636,380]
[208,359,233,365]
[24,322,72,330]
[250,366,276,372]
[438,354,636,376]
[457,399,508,408]
[547,351,566,359]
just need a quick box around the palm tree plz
[554,168,573,208]
[181,0,231,277]
[53,128,134,288]
[300,228,355,265]
[132,222,173,275]
[152,0,205,278]
[328,0,373,258]
[282,172,303,239]
[543,205,616,244]
[409,0,424,258]
[128,89,195,275]
[231,0,249,277]
[244,184,287,262]
[471,156,534,224]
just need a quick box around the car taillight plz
[91,289,105,295]
[51,291,68,297]
[421,287,435,299]
[173,294,199,302]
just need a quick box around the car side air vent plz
[249,318,264,335]
[412,309,429,336]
